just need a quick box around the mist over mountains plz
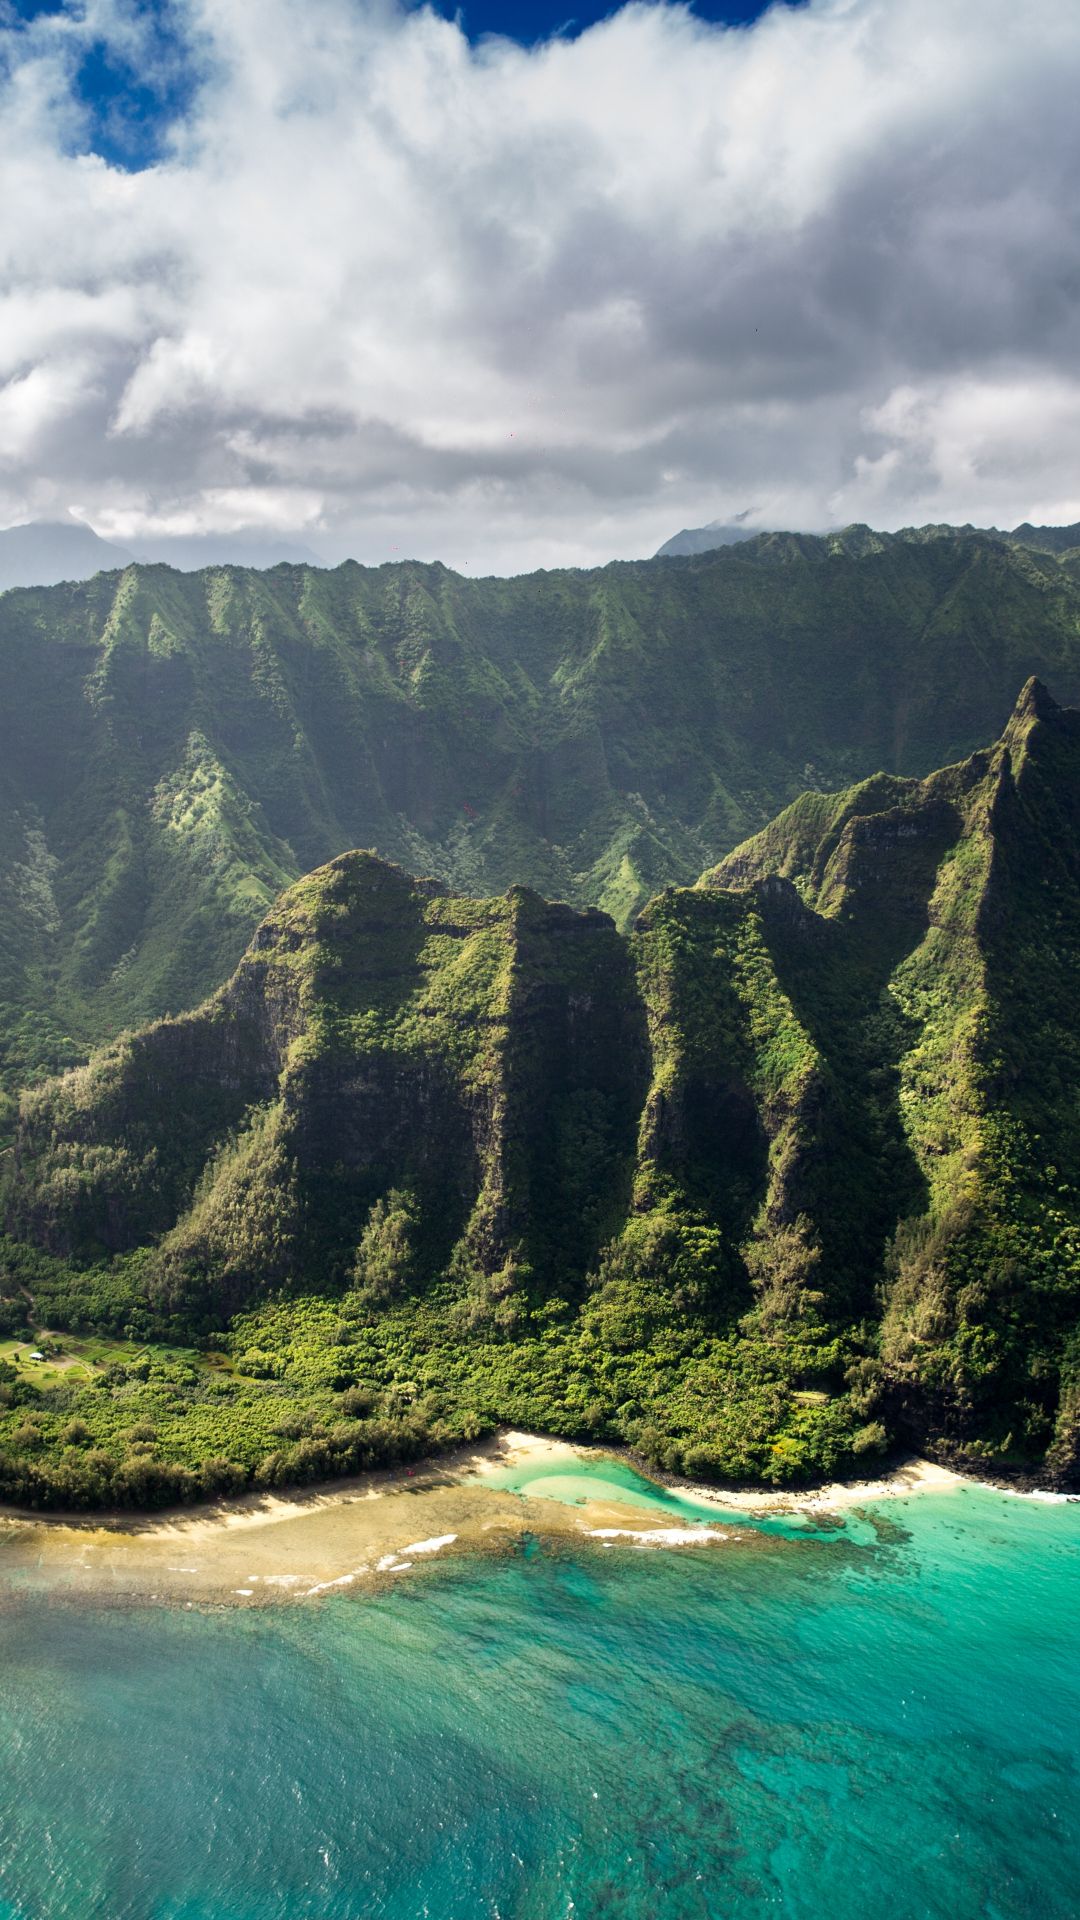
[6,513,1078,597]
[0,521,323,593]
[0,521,133,592]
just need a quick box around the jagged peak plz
[310,848,446,895]
[695,682,1080,927]
[248,850,448,949]
[998,677,1063,776]
[1008,675,1058,726]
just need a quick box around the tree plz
[350,1190,418,1310]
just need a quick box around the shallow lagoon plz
[481,1448,727,1515]
[1,1473,1078,1919]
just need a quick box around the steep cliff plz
[704,678,1080,1474]
[2,684,1079,1504]
[9,856,646,1323]
[5,525,1080,1099]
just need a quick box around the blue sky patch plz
[5,0,198,170]
[4,0,786,170]
[433,0,782,43]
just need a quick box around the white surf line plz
[992,1486,1079,1503]
[303,1568,366,1597]
[371,1534,460,1577]
[300,1533,458,1595]
[584,1526,732,1547]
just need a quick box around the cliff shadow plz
[498,906,652,1297]
[751,805,962,1318]
[633,894,774,1321]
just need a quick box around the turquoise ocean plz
[1,1463,1078,1919]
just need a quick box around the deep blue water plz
[1,1482,1078,1918]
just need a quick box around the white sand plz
[655,1454,970,1515]
[0,1429,1063,1606]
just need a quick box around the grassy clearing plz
[0,1330,221,1387]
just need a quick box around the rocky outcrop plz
[5,685,1080,1482]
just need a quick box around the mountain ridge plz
[655,517,1080,562]
[5,527,1080,1104]
[2,681,1078,1506]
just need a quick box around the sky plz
[0,0,1077,574]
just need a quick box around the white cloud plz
[0,357,101,462]
[830,374,1080,529]
[89,484,327,542]
[0,0,1078,570]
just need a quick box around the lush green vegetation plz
[0,1267,860,1510]
[2,679,1079,1505]
[5,525,1080,1103]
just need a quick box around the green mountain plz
[654,518,762,557]
[4,526,1080,1105]
[2,681,1078,1506]
[657,516,1080,563]
[1008,522,1080,558]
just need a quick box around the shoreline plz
[650,1451,971,1512]
[0,1432,1070,1606]
[1,1431,1059,1537]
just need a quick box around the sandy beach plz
[656,1452,969,1512]
[0,1432,1024,1606]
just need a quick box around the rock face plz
[5,525,1080,1095]
[9,858,649,1323]
[6,682,1080,1483]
